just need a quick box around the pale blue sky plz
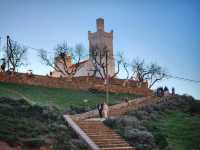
[0,0,200,99]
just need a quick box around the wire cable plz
[1,35,200,84]
[166,74,200,84]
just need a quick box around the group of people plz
[156,86,175,97]
[97,102,109,118]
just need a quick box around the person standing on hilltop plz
[103,102,109,118]
[172,87,175,96]
[0,59,6,72]
[164,86,169,96]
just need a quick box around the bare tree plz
[90,46,122,80]
[117,51,130,79]
[147,63,167,88]
[39,42,85,78]
[4,36,27,73]
[131,58,167,88]
[90,46,106,79]
[90,46,124,103]
[131,58,147,82]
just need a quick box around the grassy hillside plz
[0,82,138,111]
[146,110,200,150]
[0,97,88,150]
[105,96,200,150]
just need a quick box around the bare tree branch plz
[4,36,27,73]
[91,47,124,80]
[39,42,85,78]
[131,58,167,88]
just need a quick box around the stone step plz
[92,138,123,143]
[76,119,136,149]
[78,125,110,129]
[68,97,166,150]
[98,143,131,148]
[81,128,114,132]
[83,130,114,133]
[87,134,120,138]
[98,144,131,148]
[101,146,134,150]
[82,129,114,132]
[86,132,118,135]
[95,140,128,145]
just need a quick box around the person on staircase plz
[103,102,109,118]
[97,103,103,118]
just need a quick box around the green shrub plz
[146,125,168,150]
[0,97,87,150]
[188,100,200,114]
[104,117,157,150]
[105,95,199,150]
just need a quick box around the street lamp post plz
[105,50,109,104]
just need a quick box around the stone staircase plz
[73,96,160,120]
[75,120,135,150]
[64,96,164,150]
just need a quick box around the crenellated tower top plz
[96,18,104,31]
[88,18,115,77]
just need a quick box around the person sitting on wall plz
[49,71,52,77]
[27,70,33,77]
[123,97,130,107]
[156,87,161,97]
[157,87,164,97]
[0,58,6,72]
[164,86,169,96]
[161,87,164,97]
[0,63,5,72]
[0,65,3,72]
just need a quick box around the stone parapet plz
[0,72,153,96]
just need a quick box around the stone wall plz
[0,72,153,96]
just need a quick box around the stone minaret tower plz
[88,18,115,77]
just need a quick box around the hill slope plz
[0,97,89,150]
[0,82,138,111]
[105,96,200,150]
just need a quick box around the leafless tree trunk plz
[131,58,167,88]
[90,46,123,80]
[4,36,27,73]
[39,42,85,78]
